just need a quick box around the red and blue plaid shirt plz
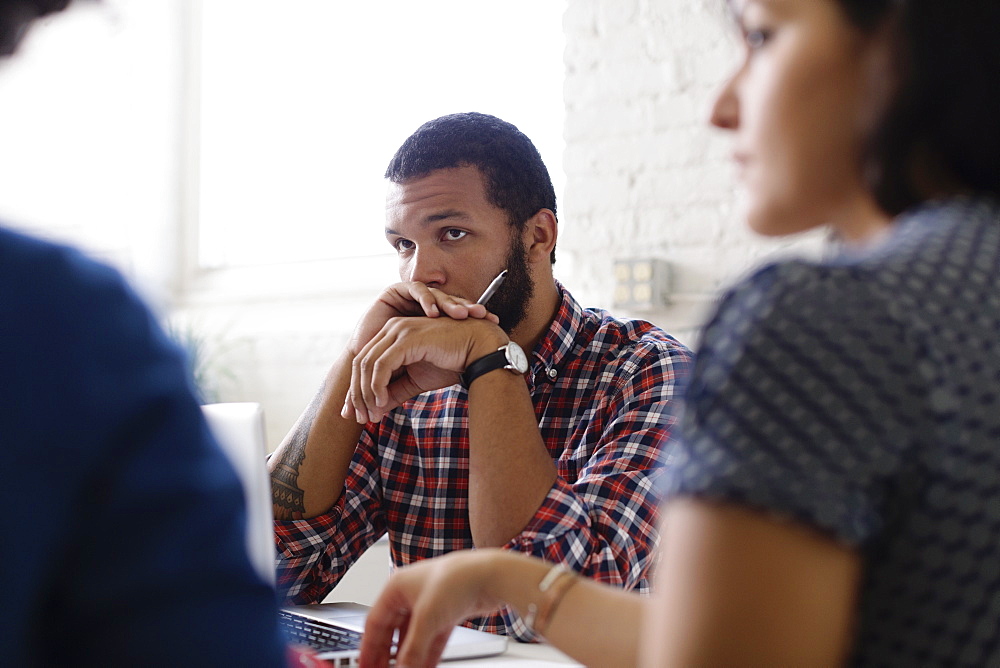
[275,283,692,639]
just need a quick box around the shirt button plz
[547,367,558,380]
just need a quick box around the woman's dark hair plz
[836,0,1000,214]
[385,112,558,263]
[0,0,70,56]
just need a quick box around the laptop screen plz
[201,402,276,586]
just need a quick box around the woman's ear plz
[524,209,558,264]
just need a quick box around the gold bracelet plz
[524,564,579,639]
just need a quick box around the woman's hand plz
[358,550,508,668]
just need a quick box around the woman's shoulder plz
[702,258,873,358]
[705,196,1000,351]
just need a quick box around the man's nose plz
[405,247,446,289]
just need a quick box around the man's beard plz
[486,231,535,334]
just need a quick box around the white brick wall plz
[558,0,823,345]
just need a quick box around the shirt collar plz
[528,280,587,375]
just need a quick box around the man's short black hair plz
[385,112,558,263]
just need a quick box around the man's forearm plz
[467,371,557,546]
[268,351,364,520]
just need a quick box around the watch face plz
[505,341,529,373]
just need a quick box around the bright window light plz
[197,0,567,269]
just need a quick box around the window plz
[0,1,182,304]
[0,1,567,305]
[196,1,567,277]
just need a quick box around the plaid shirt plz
[275,283,692,639]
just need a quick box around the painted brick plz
[561,0,821,332]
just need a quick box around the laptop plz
[201,402,508,665]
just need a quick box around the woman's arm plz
[359,499,863,668]
[643,499,862,667]
[359,549,644,668]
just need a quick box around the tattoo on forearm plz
[270,386,324,520]
[271,435,307,520]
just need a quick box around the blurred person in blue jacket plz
[0,2,307,665]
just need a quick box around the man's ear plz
[524,209,558,264]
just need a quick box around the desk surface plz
[311,598,582,666]
[449,640,582,666]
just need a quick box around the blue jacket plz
[0,227,286,666]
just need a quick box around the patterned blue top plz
[663,197,1000,666]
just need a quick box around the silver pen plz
[476,270,508,305]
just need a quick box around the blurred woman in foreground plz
[357,0,1000,666]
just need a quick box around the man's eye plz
[393,239,414,252]
[443,229,468,241]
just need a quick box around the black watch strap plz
[462,350,510,387]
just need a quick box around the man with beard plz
[268,112,692,639]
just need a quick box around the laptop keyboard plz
[278,610,363,653]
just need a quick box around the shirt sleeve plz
[274,424,387,604]
[491,336,693,640]
[662,262,925,546]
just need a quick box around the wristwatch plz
[462,341,529,387]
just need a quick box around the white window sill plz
[176,253,398,307]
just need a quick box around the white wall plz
[172,287,379,450]
[558,0,824,345]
